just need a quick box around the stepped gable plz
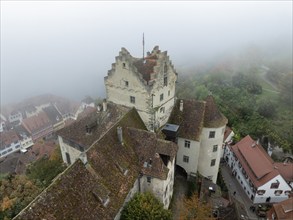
[231,135,279,188]
[168,99,205,141]
[204,95,227,128]
[125,128,177,180]
[15,108,146,220]
[105,46,176,86]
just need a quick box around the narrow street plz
[170,175,188,220]
[221,164,260,220]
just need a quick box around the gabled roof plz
[274,162,293,183]
[42,105,63,125]
[125,128,178,180]
[133,55,158,82]
[231,135,280,187]
[57,103,130,150]
[21,111,51,134]
[15,108,146,220]
[106,46,177,85]
[0,130,19,150]
[270,197,293,220]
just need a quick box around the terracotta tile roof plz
[0,130,19,149]
[204,95,228,128]
[57,103,130,150]
[168,99,206,141]
[125,128,178,180]
[21,111,51,134]
[231,135,279,187]
[133,55,157,82]
[15,108,146,220]
[43,105,63,125]
[268,197,293,220]
[274,162,293,182]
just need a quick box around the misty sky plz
[1,1,292,105]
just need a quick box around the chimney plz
[179,100,183,112]
[117,126,123,144]
[103,99,107,112]
[79,152,88,165]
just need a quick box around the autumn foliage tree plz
[120,192,172,220]
[179,193,215,220]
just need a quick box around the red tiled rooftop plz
[274,162,293,182]
[21,111,51,134]
[231,135,279,187]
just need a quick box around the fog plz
[1,1,292,105]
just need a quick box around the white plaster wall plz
[140,158,176,209]
[0,141,21,158]
[20,137,34,149]
[114,179,140,220]
[105,53,177,131]
[254,175,291,204]
[58,136,82,165]
[198,126,226,183]
[176,137,200,177]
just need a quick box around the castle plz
[14,46,227,219]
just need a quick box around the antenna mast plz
[143,33,145,60]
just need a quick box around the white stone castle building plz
[104,46,177,131]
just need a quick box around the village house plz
[14,106,177,219]
[104,46,178,131]
[224,135,292,204]
[21,111,53,141]
[163,97,228,183]
[42,105,65,131]
[266,197,293,220]
[0,130,21,158]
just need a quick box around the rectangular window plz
[130,96,135,104]
[185,140,190,148]
[209,131,215,138]
[213,145,218,152]
[274,190,283,196]
[183,155,189,163]
[125,81,129,87]
[168,90,170,96]
[164,75,168,86]
[160,93,164,101]
[210,159,216,166]
[66,152,71,165]
[147,176,151,183]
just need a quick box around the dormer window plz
[270,180,280,189]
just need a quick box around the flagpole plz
[143,33,145,60]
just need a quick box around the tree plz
[120,192,172,220]
[179,193,215,220]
